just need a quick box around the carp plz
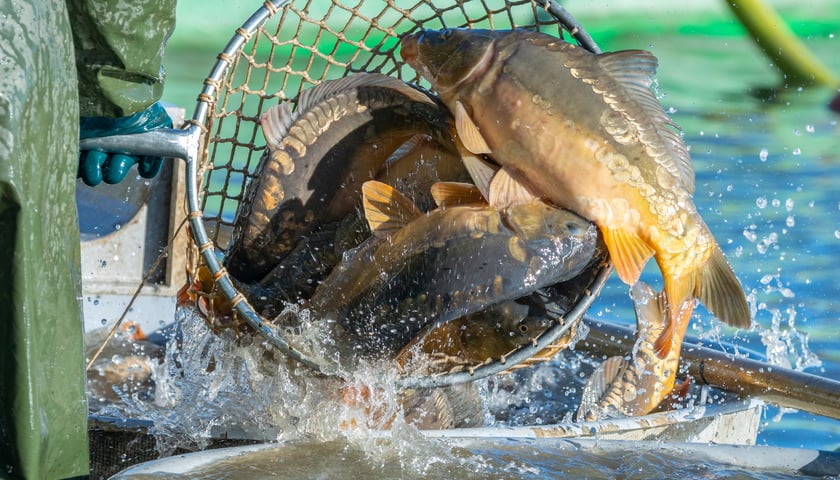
[400,29,750,358]
[225,72,466,282]
[309,180,602,361]
[576,282,691,420]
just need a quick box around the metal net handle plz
[184,0,603,385]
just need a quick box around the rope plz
[86,216,189,371]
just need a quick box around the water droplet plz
[115,223,122,231]
[835,230,840,239]
[759,148,768,161]
[786,216,795,227]
[93,299,100,306]
[756,196,767,208]
[805,124,815,133]
[792,148,801,156]
[785,198,794,211]
[101,318,108,326]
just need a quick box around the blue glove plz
[79,102,173,186]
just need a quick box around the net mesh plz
[181,0,609,379]
[196,0,567,249]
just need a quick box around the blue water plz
[161,0,840,456]
[585,20,840,452]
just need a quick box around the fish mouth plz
[399,33,419,63]
[400,30,495,96]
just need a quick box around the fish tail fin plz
[653,245,750,358]
[695,245,752,330]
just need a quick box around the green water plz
[159,0,840,466]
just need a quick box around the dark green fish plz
[225,72,465,282]
[310,180,602,360]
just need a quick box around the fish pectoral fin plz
[459,146,499,201]
[488,166,540,208]
[455,100,492,154]
[696,246,751,329]
[430,181,486,208]
[600,226,654,285]
[576,355,628,422]
[361,180,422,238]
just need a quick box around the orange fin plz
[652,316,675,359]
[454,100,492,154]
[653,295,695,359]
[488,166,539,208]
[458,142,498,203]
[600,226,654,285]
[430,182,486,208]
[361,180,421,238]
[696,246,751,329]
[656,376,692,412]
[121,321,147,342]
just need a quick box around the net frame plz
[183,0,611,388]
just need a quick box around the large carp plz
[309,180,602,361]
[401,29,750,356]
[225,72,466,282]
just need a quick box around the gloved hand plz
[79,102,173,186]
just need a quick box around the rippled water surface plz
[139,0,840,476]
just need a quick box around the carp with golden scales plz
[401,29,750,359]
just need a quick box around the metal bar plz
[542,0,601,54]
[579,318,840,422]
[79,127,200,160]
